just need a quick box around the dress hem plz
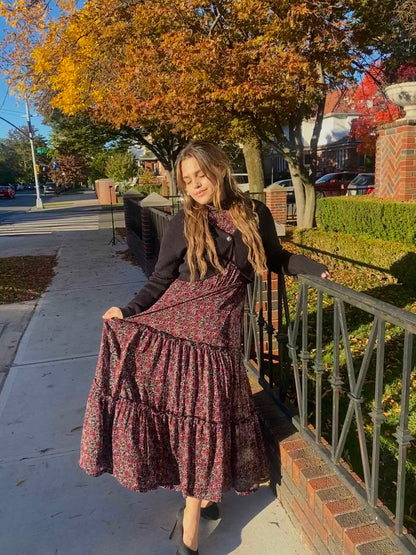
[78,461,265,502]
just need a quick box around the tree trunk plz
[303,183,316,228]
[288,160,315,229]
[241,136,265,193]
[309,64,326,183]
[287,116,317,229]
[165,167,177,196]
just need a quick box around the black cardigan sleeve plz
[120,211,187,317]
[256,201,327,277]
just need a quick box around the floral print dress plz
[79,209,269,502]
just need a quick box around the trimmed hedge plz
[316,196,416,245]
[293,229,416,289]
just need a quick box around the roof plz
[324,89,357,115]
[140,192,171,207]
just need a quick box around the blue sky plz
[0,83,51,140]
[0,7,53,141]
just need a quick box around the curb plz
[0,300,37,393]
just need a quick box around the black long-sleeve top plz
[120,200,327,317]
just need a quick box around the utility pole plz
[25,98,43,209]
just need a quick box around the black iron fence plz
[243,271,416,549]
[165,192,297,222]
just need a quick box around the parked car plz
[314,172,358,197]
[265,179,295,203]
[232,173,249,192]
[43,182,59,195]
[0,185,16,199]
[346,173,375,196]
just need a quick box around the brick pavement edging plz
[278,435,402,554]
[250,387,403,555]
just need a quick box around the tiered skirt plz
[79,263,269,501]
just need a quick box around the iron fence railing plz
[165,196,184,215]
[243,271,416,550]
[166,193,296,222]
[149,206,172,238]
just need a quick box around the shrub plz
[316,196,416,245]
[385,61,416,84]
[139,170,160,190]
[293,228,416,289]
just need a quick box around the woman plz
[79,141,329,554]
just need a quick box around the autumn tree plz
[0,0,187,193]
[349,66,402,157]
[396,0,416,38]
[49,153,89,188]
[1,0,410,226]
[24,1,347,224]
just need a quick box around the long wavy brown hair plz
[175,141,267,281]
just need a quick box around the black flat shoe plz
[169,507,199,555]
[200,502,219,521]
[177,543,199,555]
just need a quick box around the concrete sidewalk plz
[0,195,308,554]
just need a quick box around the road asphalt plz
[0,191,309,555]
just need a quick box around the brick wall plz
[124,195,158,277]
[249,387,405,555]
[265,188,288,223]
[277,434,403,554]
[375,120,416,201]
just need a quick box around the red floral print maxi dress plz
[79,210,269,502]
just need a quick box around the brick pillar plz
[264,186,287,223]
[375,119,416,200]
[140,207,154,259]
[95,178,117,205]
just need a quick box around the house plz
[263,89,372,183]
[129,146,170,195]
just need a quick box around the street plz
[0,189,58,223]
[0,190,105,237]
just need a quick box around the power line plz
[0,84,11,112]
[0,108,26,116]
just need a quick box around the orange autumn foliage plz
[1,0,358,143]
[1,0,391,226]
